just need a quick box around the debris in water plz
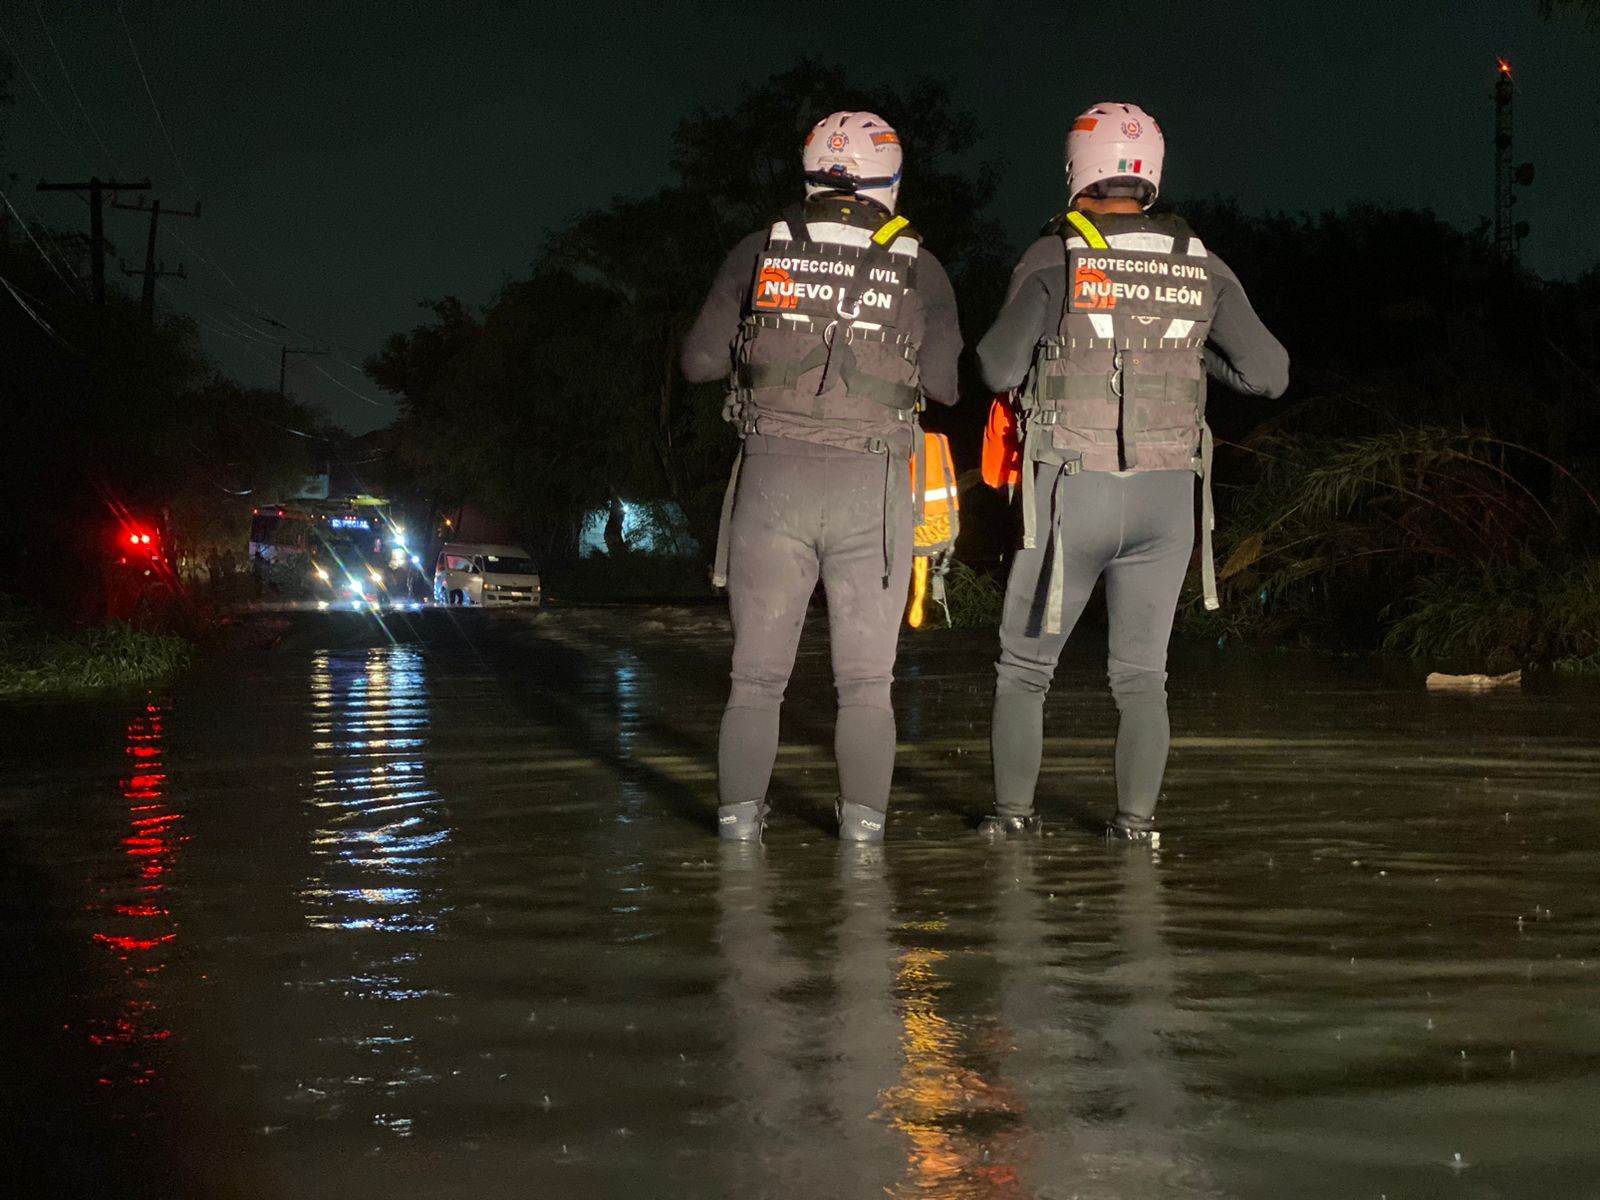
[1426,670,1521,691]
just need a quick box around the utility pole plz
[280,345,328,399]
[36,176,151,305]
[1492,58,1535,264]
[113,195,201,325]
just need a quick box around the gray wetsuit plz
[978,213,1288,827]
[682,199,961,817]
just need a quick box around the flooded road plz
[3,607,1598,1199]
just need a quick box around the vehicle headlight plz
[314,566,330,582]
[367,567,383,584]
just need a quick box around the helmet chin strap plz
[805,188,893,215]
[804,169,899,192]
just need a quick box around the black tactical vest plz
[727,203,924,457]
[1025,211,1215,473]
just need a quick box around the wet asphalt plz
[2,606,1598,1199]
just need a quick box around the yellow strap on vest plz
[873,215,910,246]
[1064,210,1109,249]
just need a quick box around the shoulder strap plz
[779,203,810,243]
[1063,210,1109,249]
[872,214,912,247]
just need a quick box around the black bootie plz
[836,800,885,843]
[978,812,1043,839]
[1106,811,1160,849]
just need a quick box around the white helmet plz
[1066,102,1165,208]
[803,111,903,213]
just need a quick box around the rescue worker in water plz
[977,102,1289,844]
[681,110,962,843]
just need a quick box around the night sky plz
[3,1,1595,433]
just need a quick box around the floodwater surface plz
[2,608,1598,1200]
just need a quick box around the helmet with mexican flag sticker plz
[803,111,903,214]
[1066,102,1164,208]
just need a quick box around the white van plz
[433,543,541,607]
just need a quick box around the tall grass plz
[0,601,193,697]
[940,559,1006,630]
[1183,423,1600,670]
[1383,559,1600,673]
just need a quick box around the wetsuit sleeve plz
[679,229,766,384]
[975,238,1058,393]
[1204,252,1289,399]
[916,250,962,407]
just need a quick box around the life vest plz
[1017,210,1223,614]
[1023,209,1214,475]
[712,201,928,590]
[727,204,924,456]
[981,393,1022,491]
[907,431,958,629]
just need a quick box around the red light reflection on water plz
[83,698,183,1088]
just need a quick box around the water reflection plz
[713,846,907,1194]
[86,697,182,1092]
[989,847,1214,1199]
[298,647,449,1134]
[881,871,1026,1199]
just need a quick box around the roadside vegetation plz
[1169,201,1600,673]
[0,601,193,698]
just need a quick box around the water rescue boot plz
[836,800,886,843]
[718,800,767,842]
[1106,811,1160,849]
[978,812,1043,839]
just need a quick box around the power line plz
[32,0,120,172]
[0,15,95,173]
[0,266,79,351]
[0,182,84,295]
[303,356,392,408]
[195,317,282,357]
[202,309,279,347]
[112,0,198,199]
[24,195,87,285]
